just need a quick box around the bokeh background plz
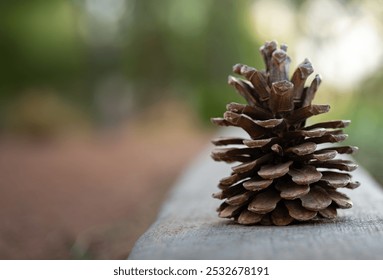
[0,0,382,259]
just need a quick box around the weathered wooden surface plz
[129,134,383,259]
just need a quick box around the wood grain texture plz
[128,132,383,260]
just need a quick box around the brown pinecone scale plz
[211,41,360,226]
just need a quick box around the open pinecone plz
[211,41,360,226]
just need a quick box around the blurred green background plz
[1,0,381,181]
[0,0,383,259]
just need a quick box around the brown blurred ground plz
[0,101,212,259]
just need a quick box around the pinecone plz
[211,41,360,226]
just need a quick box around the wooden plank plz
[128,133,383,260]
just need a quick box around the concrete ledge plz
[128,135,383,259]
